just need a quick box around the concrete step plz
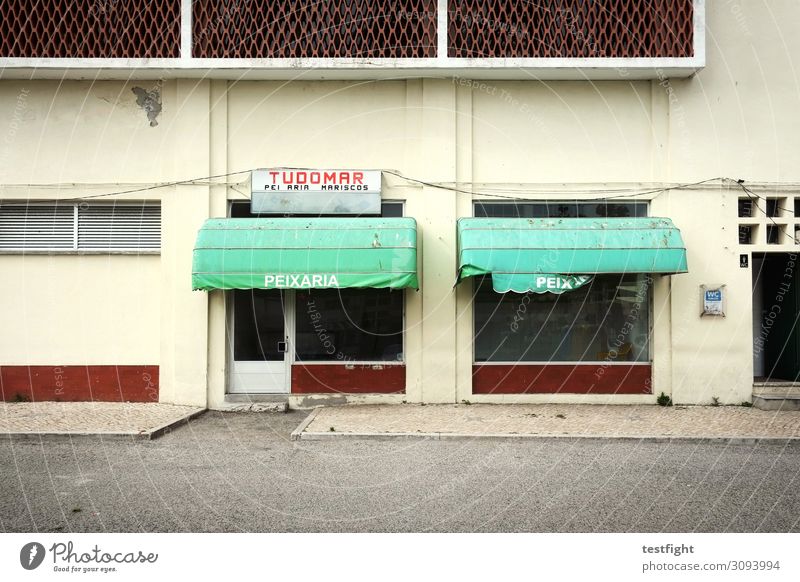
[217,394,289,413]
[752,395,800,411]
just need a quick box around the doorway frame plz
[226,289,295,394]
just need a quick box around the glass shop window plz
[295,288,403,362]
[474,274,651,363]
[230,201,403,218]
[473,201,647,218]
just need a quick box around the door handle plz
[277,340,287,353]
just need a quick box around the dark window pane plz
[295,288,403,361]
[766,199,779,218]
[738,198,753,218]
[474,275,651,363]
[230,201,403,218]
[233,289,285,361]
[230,201,253,218]
[380,202,404,217]
[474,201,647,218]
[766,225,781,244]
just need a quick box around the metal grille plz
[0,204,74,250]
[448,0,694,58]
[0,0,181,58]
[0,203,161,251]
[192,0,437,58]
[77,204,161,250]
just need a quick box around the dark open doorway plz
[752,253,800,382]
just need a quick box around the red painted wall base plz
[0,365,159,402]
[472,364,652,395]
[291,364,405,394]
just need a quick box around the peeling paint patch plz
[131,83,162,127]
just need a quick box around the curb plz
[289,407,321,441]
[0,408,207,442]
[295,430,800,445]
[145,408,207,440]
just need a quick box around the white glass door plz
[229,289,290,394]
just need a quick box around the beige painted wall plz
[668,0,800,182]
[0,255,160,364]
[657,187,754,405]
[470,81,658,183]
[0,80,174,185]
[1,0,799,406]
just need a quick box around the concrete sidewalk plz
[292,403,800,443]
[0,402,205,440]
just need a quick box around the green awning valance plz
[457,217,688,293]
[192,217,418,291]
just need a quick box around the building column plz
[207,80,230,409]
[159,79,211,406]
[455,82,474,403]
[418,79,458,403]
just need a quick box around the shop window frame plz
[470,200,653,366]
[226,199,408,367]
[294,287,406,365]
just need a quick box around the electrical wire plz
[382,171,728,201]
[0,169,254,204]
[0,167,735,204]
[736,181,798,245]
[736,182,796,217]
[4,167,799,248]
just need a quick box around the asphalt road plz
[1,411,798,533]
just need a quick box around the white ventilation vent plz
[77,204,161,250]
[0,204,75,250]
[0,202,160,252]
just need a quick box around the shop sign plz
[532,274,593,293]
[700,284,726,317]
[264,273,339,288]
[251,169,381,215]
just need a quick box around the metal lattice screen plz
[1,1,694,60]
[192,0,438,58]
[448,0,694,58]
[0,0,181,58]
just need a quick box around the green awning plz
[192,217,418,291]
[457,217,688,293]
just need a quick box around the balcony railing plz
[0,0,704,80]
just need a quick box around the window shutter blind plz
[0,204,75,250]
[77,204,161,250]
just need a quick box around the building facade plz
[1,1,799,410]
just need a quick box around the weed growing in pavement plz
[657,392,673,407]
[711,396,720,407]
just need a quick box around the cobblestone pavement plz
[304,404,800,439]
[0,402,204,435]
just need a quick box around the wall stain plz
[131,83,162,127]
